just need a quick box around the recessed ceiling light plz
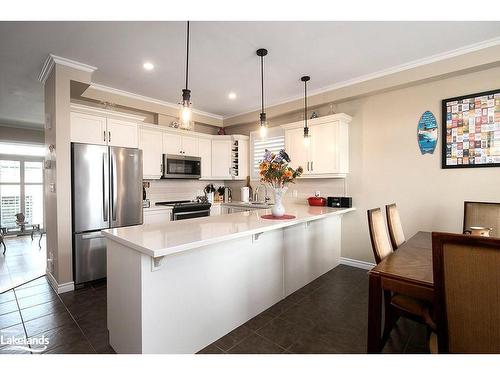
[143,62,154,71]
[228,92,237,100]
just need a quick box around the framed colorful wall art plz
[442,89,500,169]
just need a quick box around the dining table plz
[367,231,434,353]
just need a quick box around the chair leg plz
[1,239,5,255]
[38,232,43,249]
[382,291,398,341]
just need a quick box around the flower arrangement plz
[259,149,303,188]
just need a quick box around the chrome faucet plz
[254,184,270,203]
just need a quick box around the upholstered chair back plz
[367,208,393,264]
[432,232,500,353]
[386,203,406,250]
[463,201,500,237]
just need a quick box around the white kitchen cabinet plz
[139,128,164,179]
[143,209,171,225]
[231,137,249,180]
[285,127,312,175]
[281,113,351,178]
[181,136,198,156]
[162,133,182,155]
[107,118,139,148]
[70,104,143,148]
[198,138,212,179]
[70,112,107,145]
[211,139,232,179]
[162,133,199,156]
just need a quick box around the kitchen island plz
[102,203,354,354]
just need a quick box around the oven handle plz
[172,209,210,220]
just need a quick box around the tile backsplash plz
[225,178,346,203]
[144,179,225,202]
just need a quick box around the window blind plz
[250,129,285,180]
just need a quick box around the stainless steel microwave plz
[162,154,201,179]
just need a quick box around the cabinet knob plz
[108,131,111,143]
[103,131,106,142]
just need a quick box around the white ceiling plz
[1,21,500,128]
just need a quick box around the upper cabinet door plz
[198,138,212,178]
[107,118,138,148]
[310,122,338,174]
[285,127,312,175]
[163,133,182,155]
[181,136,199,156]
[211,139,232,179]
[139,128,164,179]
[70,112,107,145]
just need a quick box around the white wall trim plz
[340,257,375,270]
[89,83,224,121]
[224,36,500,122]
[38,54,97,84]
[46,271,75,294]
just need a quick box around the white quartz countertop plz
[103,203,355,258]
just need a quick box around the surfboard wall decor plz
[417,110,438,154]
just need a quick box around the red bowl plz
[308,197,326,206]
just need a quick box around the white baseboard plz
[46,271,75,294]
[340,257,375,270]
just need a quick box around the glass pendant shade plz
[259,112,268,138]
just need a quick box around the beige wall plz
[0,125,44,144]
[225,65,500,263]
[145,179,225,202]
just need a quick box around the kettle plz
[464,226,493,237]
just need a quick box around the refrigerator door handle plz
[81,232,105,240]
[102,153,109,222]
[111,152,118,221]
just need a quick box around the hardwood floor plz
[0,265,429,354]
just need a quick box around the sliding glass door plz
[0,157,44,231]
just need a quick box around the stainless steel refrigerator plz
[71,143,143,284]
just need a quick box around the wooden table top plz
[369,231,433,287]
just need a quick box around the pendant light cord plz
[260,55,264,114]
[185,21,190,90]
[304,80,307,128]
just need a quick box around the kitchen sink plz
[223,201,273,209]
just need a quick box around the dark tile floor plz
[0,265,429,354]
[199,265,429,354]
[0,276,113,354]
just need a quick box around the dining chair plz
[386,203,406,250]
[367,208,435,340]
[431,232,500,353]
[463,201,500,237]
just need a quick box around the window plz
[250,127,285,180]
[0,144,44,230]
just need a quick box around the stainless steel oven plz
[162,154,201,179]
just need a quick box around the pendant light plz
[301,75,311,146]
[179,21,192,129]
[256,48,268,138]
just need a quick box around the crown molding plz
[70,103,147,122]
[223,35,500,122]
[38,54,97,84]
[89,83,224,121]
